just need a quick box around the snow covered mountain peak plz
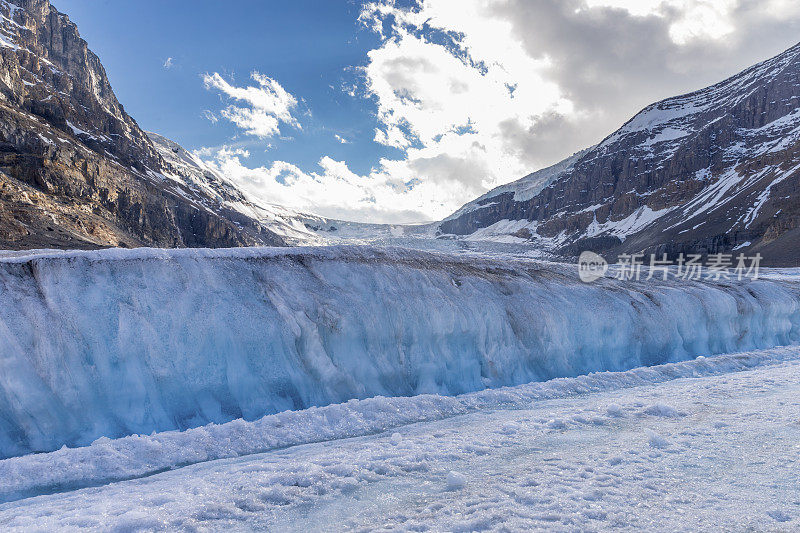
[603,41,800,150]
[443,148,592,223]
[439,40,800,266]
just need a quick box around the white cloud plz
[583,0,742,43]
[360,1,571,193]
[204,72,300,139]
[163,57,174,69]
[201,110,219,124]
[334,134,350,144]
[200,147,448,222]
[374,123,412,149]
[198,0,800,223]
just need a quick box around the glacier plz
[1,246,800,459]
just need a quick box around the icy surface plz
[1,246,800,460]
[0,345,794,505]
[1,346,800,531]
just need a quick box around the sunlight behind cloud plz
[584,0,736,44]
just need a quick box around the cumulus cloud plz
[200,147,449,222]
[203,72,300,138]
[200,0,800,223]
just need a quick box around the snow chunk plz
[642,404,683,418]
[446,471,467,491]
[645,429,672,449]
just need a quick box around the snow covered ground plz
[1,346,799,531]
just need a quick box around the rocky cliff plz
[0,0,285,249]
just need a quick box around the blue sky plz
[49,0,800,223]
[51,0,393,176]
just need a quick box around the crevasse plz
[0,246,798,458]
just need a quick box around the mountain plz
[0,0,286,249]
[439,42,800,266]
[147,132,337,245]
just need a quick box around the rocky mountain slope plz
[0,0,286,249]
[147,132,336,245]
[439,41,800,266]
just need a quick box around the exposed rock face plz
[440,42,800,266]
[0,0,285,249]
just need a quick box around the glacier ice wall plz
[0,246,799,458]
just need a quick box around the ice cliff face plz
[0,246,799,458]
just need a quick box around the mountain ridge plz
[0,0,287,250]
[438,40,800,265]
